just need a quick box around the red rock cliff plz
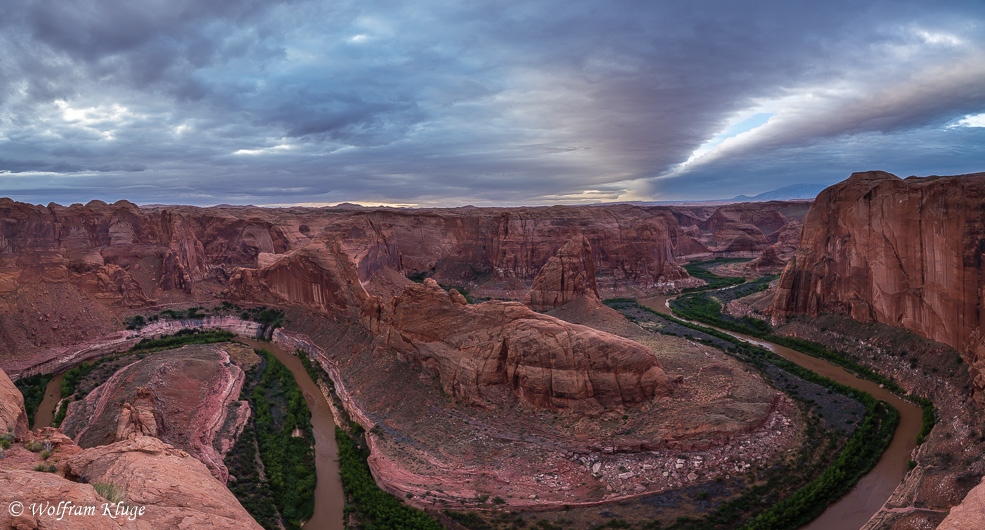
[773,170,985,358]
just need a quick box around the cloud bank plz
[1,0,984,205]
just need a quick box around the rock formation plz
[524,234,600,310]
[0,368,258,528]
[115,388,159,440]
[748,220,802,272]
[772,171,985,357]
[65,436,262,529]
[386,279,672,413]
[940,477,985,529]
[0,368,28,437]
[61,344,248,481]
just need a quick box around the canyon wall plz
[772,170,985,358]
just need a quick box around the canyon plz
[4,171,985,528]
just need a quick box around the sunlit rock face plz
[772,171,985,394]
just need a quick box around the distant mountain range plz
[625,182,828,206]
[728,183,827,202]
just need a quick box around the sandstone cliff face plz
[227,237,381,327]
[386,279,672,413]
[0,197,817,363]
[0,368,28,436]
[319,205,705,294]
[524,234,600,310]
[772,171,985,372]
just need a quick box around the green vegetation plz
[297,349,334,391]
[13,373,53,427]
[740,401,897,529]
[61,361,95,398]
[680,258,749,293]
[915,397,935,445]
[240,307,286,329]
[225,350,317,530]
[51,400,70,428]
[130,303,286,330]
[226,411,281,528]
[336,426,441,529]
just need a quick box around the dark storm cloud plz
[1,0,984,206]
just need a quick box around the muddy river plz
[642,296,922,530]
[32,373,63,430]
[239,338,345,530]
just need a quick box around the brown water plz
[240,338,345,530]
[642,296,921,530]
[33,373,63,430]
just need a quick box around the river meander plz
[642,296,921,530]
[29,302,919,529]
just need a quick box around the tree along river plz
[642,295,922,530]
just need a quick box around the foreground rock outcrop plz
[387,279,672,413]
[772,171,985,383]
[524,234,600,311]
[63,436,262,529]
[0,364,260,529]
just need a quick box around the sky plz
[1,0,984,207]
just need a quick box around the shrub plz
[93,482,126,503]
